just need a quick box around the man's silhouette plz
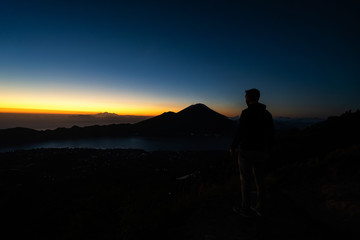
[231,88,274,217]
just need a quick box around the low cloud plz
[0,112,150,130]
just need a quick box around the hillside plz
[0,110,359,239]
[0,148,354,240]
[268,110,360,235]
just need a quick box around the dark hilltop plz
[135,103,235,136]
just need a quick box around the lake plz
[0,136,233,152]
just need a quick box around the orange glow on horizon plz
[0,107,99,115]
[0,85,240,117]
[0,107,177,117]
[0,107,162,116]
[0,87,181,116]
[0,83,238,117]
[0,105,239,117]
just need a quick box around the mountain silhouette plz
[0,104,235,146]
[177,103,228,121]
[135,103,235,136]
[94,112,120,118]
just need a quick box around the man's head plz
[245,88,260,105]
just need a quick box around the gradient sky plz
[1,0,359,118]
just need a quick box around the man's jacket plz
[231,102,274,152]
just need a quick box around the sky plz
[0,0,359,118]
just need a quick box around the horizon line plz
[0,107,156,116]
[0,107,329,119]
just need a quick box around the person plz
[230,88,274,217]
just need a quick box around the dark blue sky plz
[1,0,359,117]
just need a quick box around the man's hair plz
[245,88,260,102]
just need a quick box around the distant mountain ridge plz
[0,103,236,146]
[0,112,150,130]
[274,110,360,156]
[274,117,324,131]
[94,112,120,118]
[2,105,358,148]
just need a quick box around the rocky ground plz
[1,148,358,240]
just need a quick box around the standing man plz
[231,88,274,217]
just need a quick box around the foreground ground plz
[0,148,358,239]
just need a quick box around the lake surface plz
[0,136,233,152]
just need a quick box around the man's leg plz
[253,158,265,210]
[238,152,252,210]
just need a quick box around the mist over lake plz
[0,136,233,153]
